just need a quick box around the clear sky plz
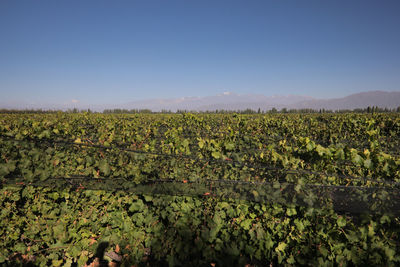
[1,0,400,108]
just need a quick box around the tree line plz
[1,106,400,114]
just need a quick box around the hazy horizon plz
[2,90,400,112]
[1,0,400,109]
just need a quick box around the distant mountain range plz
[119,91,400,112]
[2,91,400,111]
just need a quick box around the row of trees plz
[103,106,400,114]
[1,106,400,114]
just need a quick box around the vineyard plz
[1,112,400,266]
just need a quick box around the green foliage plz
[0,113,400,265]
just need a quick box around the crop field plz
[1,113,400,266]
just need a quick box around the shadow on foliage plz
[86,241,124,267]
[1,262,38,267]
[82,211,270,267]
[121,211,273,267]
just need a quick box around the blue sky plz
[1,0,400,108]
